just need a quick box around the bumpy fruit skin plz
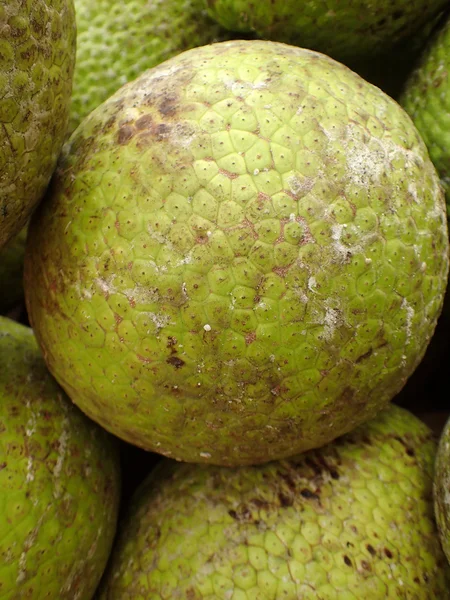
[0,317,121,599]
[0,224,27,314]
[434,416,450,564]
[98,405,450,599]
[400,14,450,212]
[0,0,76,249]
[204,0,448,65]
[70,0,230,134]
[24,40,449,466]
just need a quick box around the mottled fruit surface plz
[70,0,229,134]
[0,317,121,599]
[400,13,450,212]
[0,224,27,314]
[434,416,450,564]
[24,40,449,466]
[205,0,448,65]
[0,0,76,249]
[98,405,450,599]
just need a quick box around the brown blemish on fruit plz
[356,348,373,363]
[367,544,376,556]
[166,356,185,369]
[245,332,256,345]
[343,555,352,567]
[117,125,135,145]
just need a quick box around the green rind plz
[204,0,448,65]
[434,416,450,564]
[24,40,449,466]
[70,0,231,134]
[0,317,121,599]
[0,0,76,249]
[0,224,27,314]
[400,13,450,213]
[98,405,450,599]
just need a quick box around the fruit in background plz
[0,224,27,314]
[434,415,450,564]
[400,12,450,212]
[0,0,76,249]
[69,0,231,134]
[0,317,121,599]
[204,0,448,66]
[24,40,449,466]
[97,405,450,599]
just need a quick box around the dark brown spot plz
[367,544,376,556]
[166,356,185,369]
[278,492,293,507]
[344,555,352,567]
[360,560,370,571]
[0,462,6,470]
[135,114,153,130]
[167,336,177,348]
[245,332,256,345]
[384,548,393,559]
[356,348,373,363]
[300,488,319,500]
[117,125,135,145]
[228,509,238,520]
[159,95,178,116]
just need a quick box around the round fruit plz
[0,317,121,599]
[434,415,450,564]
[0,0,76,249]
[400,13,450,212]
[0,224,27,314]
[69,0,230,134]
[97,405,450,599]
[24,40,449,466]
[204,0,448,65]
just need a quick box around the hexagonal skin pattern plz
[0,317,121,599]
[0,0,76,249]
[24,40,450,466]
[97,405,450,599]
[0,224,27,314]
[400,14,450,212]
[204,0,448,66]
[70,0,231,135]
[434,416,450,564]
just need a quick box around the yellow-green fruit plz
[0,224,27,314]
[0,317,121,599]
[434,415,450,564]
[24,40,449,466]
[204,0,447,65]
[0,0,76,250]
[70,0,230,133]
[98,405,450,599]
[400,13,450,212]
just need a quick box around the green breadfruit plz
[98,405,450,599]
[24,40,449,466]
[204,0,447,65]
[400,12,450,212]
[0,317,121,599]
[70,0,230,134]
[0,0,76,249]
[434,415,450,565]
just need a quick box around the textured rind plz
[24,40,449,466]
[0,224,27,314]
[0,0,76,249]
[0,317,121,599]
[400,14,450,212]
[70,0,230,134]
[98,405,450,599]
[434,416,450,564]
[204,0,448,65]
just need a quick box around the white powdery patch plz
[53,424,70,499]
[330,222,378,263]
[401,298,415,346]
[25,400,36,483]
[287,174,314,197]
[94,276,118,296]
[307,277,318,293]
[223,77,267,94]
[146,312,172,333]
[323,306,341,341]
